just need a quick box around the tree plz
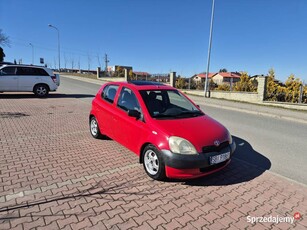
[0,29,10,62]
[70,57,75,69]
[264,68,305,103]
[176,77,186,89]
[129,70,135,80]
[0,29,10,47]
[87,54,92,71]
[115,66,125,78]
[303,84,307,103]
[0,47,5,62]
[234,72,256,92]
[219,68,227,72]
[64,53,68,69]
[209,79,216,90]
[284,74,301,103]
[217,83,230,91]
[266,68,279,101]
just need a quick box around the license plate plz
[210,152,230,165]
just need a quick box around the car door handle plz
[13,77,18,79]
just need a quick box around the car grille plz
[202,141,229,153]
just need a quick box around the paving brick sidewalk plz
[0,93,306,229]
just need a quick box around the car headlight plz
[169,136,198,155]
[228,131,233,144]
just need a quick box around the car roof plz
[107,81,177,91]
[0,64,48,69]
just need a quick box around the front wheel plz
[142,145,166,180]
[89,116,103,139]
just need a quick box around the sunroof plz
[129,81,165,86]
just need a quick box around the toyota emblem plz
[214,140,220,146]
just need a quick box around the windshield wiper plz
[174,110,203,117]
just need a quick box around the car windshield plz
[139,89,204,119]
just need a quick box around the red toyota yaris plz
[89,81,235,180]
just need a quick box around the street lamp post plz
[204,0,216,97]
[48,24,61,71]
[29,43,34,65]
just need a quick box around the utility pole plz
[204,0,216,97]
[48,24,61,71]
[104,53,109,73]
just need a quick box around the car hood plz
[151,115,229,152]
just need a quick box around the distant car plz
[0,64,60,97]
[89,81,235,180]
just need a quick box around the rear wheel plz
[34,84,49,97]
[90,116,103,139]
[142,145,166,180]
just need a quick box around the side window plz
[0,67,16,76]
[101,85,119,103]
[117,87,141,112]
[16,67,35,76]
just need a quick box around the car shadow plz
[232,136,271,170]
[0,93,95,99]
[180,136,271,186]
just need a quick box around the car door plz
[114,87,149,153]
[95,84,119,138]
[0,66,18,91]
[16,67,40,91]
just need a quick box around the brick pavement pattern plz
[0,93,306,230]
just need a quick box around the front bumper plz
[161,141,236,179]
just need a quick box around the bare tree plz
[64,53,68,69]
[70,56,75,70]
[0,29,10,47]
[97,54,102,69]
[0,29,10,61]
[78,57,80,72]
[87,53,92,71]
[54,57,57,70]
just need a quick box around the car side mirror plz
[197,105,200,108]
[128,109,141,119]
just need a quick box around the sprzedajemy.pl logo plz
[246,215,298,224]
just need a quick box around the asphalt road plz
[57,76,307,185]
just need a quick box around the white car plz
[0,65,60,97]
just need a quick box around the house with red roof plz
[212,72,241,85]
[191,72,216,83]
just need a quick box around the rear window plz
[101,85,119,103]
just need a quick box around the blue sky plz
[1,0,306,82]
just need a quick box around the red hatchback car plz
[89,81,235,180]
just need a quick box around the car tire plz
[142,145,166,180]
[89,116,104,139]
[34,84,49,97]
